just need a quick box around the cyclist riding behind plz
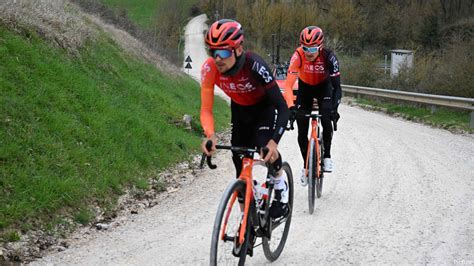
[200,19,290,218]
[282,26,342,186]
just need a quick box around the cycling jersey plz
[283,47,341,108]
[296,79,333,160]
[200,51,289,143]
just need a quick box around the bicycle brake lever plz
[207,155,217,169]
[202,140,217,169]
[286,120,294,131]
[199,153,206,169]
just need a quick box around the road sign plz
[185,62,192,69]
[185,56,192,63]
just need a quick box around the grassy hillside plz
[0,26,230,233]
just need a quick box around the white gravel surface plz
[32,14,473,265]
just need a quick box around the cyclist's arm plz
[200,59,217,138]
[249,53,289,143]
[283,51,301,108]
[267,84,289,143]
[330,75,342,107]
[327,51,342,109]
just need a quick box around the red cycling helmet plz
[205,19,244,49]
[300,26,324,47]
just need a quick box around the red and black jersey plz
[283,47,341,107]
[201,51,277,106]
[200,51,288,143]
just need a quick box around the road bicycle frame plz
[304,113,322,179]
[205,143,294,264]
[222,156,254,245]
[201,145,271,245]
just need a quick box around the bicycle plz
[200,141,294,265]
[289,107,327,215]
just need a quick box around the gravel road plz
[33,14,473,265]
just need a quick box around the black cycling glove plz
[289,106,297,122]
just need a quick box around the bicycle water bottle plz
[253,180,268,209]
[260,182,268,200]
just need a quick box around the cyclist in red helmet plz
[282,26,342,185]
[201,19,290,218]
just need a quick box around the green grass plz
[356,98,472,133]
[100,0,160,28]
[74,208,94,225]
[100,0,198,29]
[4,231,21,242]
[0,26,230,231]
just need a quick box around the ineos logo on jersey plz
[304,64,325,72]
[220,82,255,93]
[252,62,273,83]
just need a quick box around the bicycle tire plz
[210,179,250,266]
[316,134,324,198]
[308,139,316,214]
[262,162,294,261]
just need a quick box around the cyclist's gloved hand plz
[330,107,340,122]
[331,99,340,122]
[332,111,340,122]
[201,134,217,156]
[262,139,279,163]
[289,106,297,123]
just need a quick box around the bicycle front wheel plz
[317,136,324,198]
[308,139,317,214]
[210,179,250,266]
[262,162,294,261]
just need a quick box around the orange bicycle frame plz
[304,117,321,178]
[221,157,255,245]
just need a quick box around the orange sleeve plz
[200,59,216,138]
[283,51,301,108]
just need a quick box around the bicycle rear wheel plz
[210,179,250,266]
[308,139,317,214]
[262,162,294,261]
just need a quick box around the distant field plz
[100,0,199,28]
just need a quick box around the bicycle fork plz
[304,119,320,177]
[221,157,254,245]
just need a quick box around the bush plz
[340,54,383,86]
[376,38,473,98]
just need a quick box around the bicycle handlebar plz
[199,141,269,170]
[287,112,323,131]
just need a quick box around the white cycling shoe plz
[269,179,289,218]
[323,158,334,173]
[300,169,308,187]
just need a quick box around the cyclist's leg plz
[255,104,289,218]
[254,103,283,172]
[296,81,315,166]
[315,81,334,158]
[230,102,257,178]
